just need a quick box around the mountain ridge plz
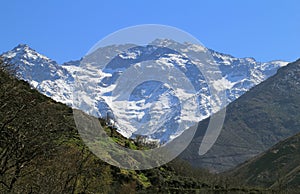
[0,42,288,143]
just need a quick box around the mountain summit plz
[1,44,74,104]
[0,41,288,142]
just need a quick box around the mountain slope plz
[180,59,300,172]
[0,60,268,193]
[229,131,300,190]
[0,42,288,143]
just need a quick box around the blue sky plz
[1,0,299,63]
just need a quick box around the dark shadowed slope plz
[180,59,300,172]
[229,131,300,190]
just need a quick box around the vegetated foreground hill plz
[0,60,270,193]
[180,59,300,172]
[229,131,300,190]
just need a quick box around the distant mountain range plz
[0,41,288,143]
[180,59,300,172]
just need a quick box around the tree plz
[0,57,16,76]
[0,65,71,192]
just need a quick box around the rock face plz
[1,41,287,143]
[180,59,300,172]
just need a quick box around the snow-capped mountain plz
[1,42,288,143]
[1,44,74,105]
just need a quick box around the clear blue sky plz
[1,0,299,64]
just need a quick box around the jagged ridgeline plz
[0,59,272,193]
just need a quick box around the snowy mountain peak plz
[1,44,74,105]
[10,44,52,62]
[14,43,30,50]
[0,42,289,142]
